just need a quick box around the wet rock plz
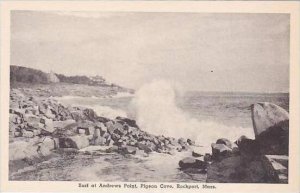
[58,135,89,149]
[235,136,260,160]
[179,157,208,170]
[211,143,232,161]
[216,138,232,148]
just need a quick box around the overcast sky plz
[11,11,289,92]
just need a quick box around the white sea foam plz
[85,105,127,119]
[55,96,127,120]
[131,80,255,146]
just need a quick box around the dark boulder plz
[179,157,208,170]
[211,143,232,161]
[116,117,139,128]
[216,138,232,148]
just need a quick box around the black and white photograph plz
[5,9,293,185]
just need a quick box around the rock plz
[257,120,289,155]
[27,122,44,130]
[187,138,195,146]
[235,136,260,160]
[206,156,267,183]
[93,136,106,146]
[216,138,232,148]
[58,135,89,149]
[178,138,187,145]
[10,113,20,124]
[116,117,139,128]
[14,131,22,137]
[120,145,137,154]
[251,103,289,155]
[211,143,232,161]
[23,114,40,123]
[204,153,212,162]
[192,151,203,158]
[40,117,55,133]
[53,119,76,129]
[136,142,153,153]
[38,137,56,156]
[251,102,289,136]
[106,145,119,153]
[45,108,56,119]
[179,157,207,170]
[78,129,86,135]
[261,155,288,183]
[22,130,34,138]
[9,140,37,160]
[10,108,25,118]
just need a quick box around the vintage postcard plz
[0,1,299,193]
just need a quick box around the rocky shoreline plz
[9,88,289,183]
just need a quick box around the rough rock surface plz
[251,103,289,155]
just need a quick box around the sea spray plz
[131,80,255,146]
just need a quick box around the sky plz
[11,11,290,92]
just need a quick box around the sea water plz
[56,90,289,144]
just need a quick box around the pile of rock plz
[9,89,196,162]
[205,102,289,183]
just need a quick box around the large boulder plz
[251,102,289,136]
[179,157,207,170]
[251,103,289,155]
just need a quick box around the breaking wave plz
[131,80,254,145]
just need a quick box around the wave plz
[130,79,255,146]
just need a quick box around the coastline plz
[8,84,289,183]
